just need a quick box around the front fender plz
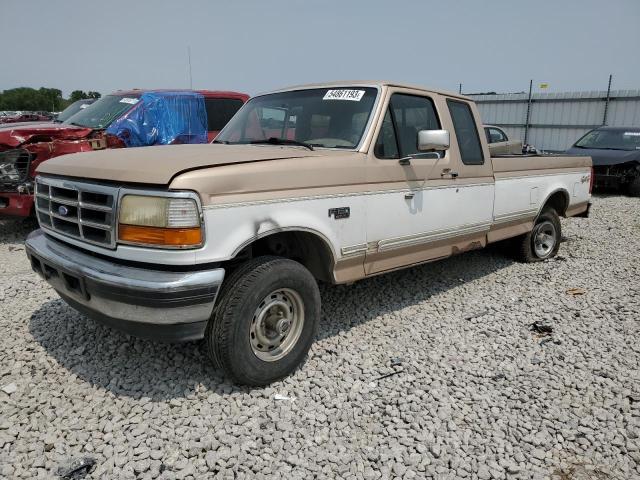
[194,195,366,264]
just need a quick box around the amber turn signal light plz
[118,224,202,247]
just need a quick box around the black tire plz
[206,256,320,386]
[513,207,561,263]
[628,177,640,197]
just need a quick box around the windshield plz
[56,100,95,123]
[216,87,378,149]
[64,94,140,129]
[575,129,640,151]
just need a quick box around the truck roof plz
[261,80,470,101]
[112,89,249,100]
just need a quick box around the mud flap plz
[575,202,591,218]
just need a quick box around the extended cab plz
[0,89,248,217]
[25,81,592,385]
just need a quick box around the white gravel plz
[1,196,639,479]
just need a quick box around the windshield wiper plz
[250,137,314,151]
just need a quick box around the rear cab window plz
[447,99,484,165]
[374,93,441,159]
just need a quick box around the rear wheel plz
[513,207,561,262]
[206,256,320,386]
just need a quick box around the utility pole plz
[458,83,462,94]
[187,46,193,89]
[523,79,533,146]
[602,74,613,126]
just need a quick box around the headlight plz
[0,150,24,182]
[118,194,203,248]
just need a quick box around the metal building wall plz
[469,90,640,151]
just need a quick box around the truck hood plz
[36,143,335,184]
[0,123,93,148]
[566,146,640,166]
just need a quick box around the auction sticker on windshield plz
[323,90,366,101]
[119,98,139,105]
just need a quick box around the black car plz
[566,126,640,196]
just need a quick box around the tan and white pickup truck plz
[25,81,592,385]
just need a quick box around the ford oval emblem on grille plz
[58,205,69,216]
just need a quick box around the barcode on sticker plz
[119,98,139,105]
[323,90,366,101]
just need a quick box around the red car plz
[0,89,249,217]
[0,112,52,124]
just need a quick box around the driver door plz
[364,91,494,275]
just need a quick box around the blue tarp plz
[106,91,208,147]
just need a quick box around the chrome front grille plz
[35,176,118,248]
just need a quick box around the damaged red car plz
[0,89,248,217]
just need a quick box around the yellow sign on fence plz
[539,83,549,89]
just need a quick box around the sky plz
[2,0,639,97]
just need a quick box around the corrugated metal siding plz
[469,90,640,151]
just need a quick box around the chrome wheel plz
[250,288,305,362]
[532,220,557,258]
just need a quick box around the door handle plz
[441,168,459,178]
[404,192,415,199]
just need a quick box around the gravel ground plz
[1,196,639,480]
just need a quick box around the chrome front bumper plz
[25,230,225,342]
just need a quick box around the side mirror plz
[418,129,450,152]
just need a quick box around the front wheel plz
[206,256,320,386]
[513,207,561,262]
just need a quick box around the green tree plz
[38,87,64,111]
[69,90,86,102]
[69,90,102,102]
[0,87,100,112]
[0,87,65,111]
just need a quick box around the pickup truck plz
[0,89,248,217]
[25,81,592,386]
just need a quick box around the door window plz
[447,100,484,165]
[374,93,440,158]
[374,110,399,159]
